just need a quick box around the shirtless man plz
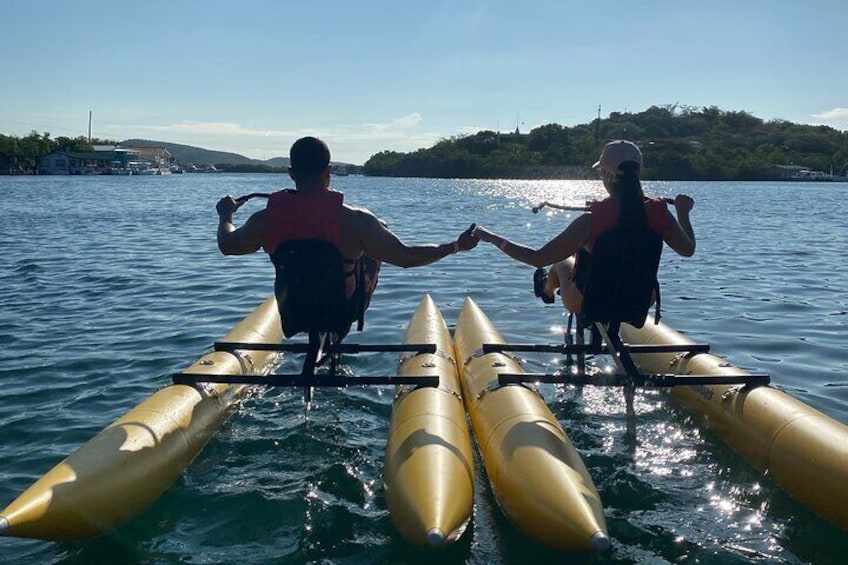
[216,136,477,332]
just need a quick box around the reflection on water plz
[0,174,845,563]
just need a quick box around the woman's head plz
[593,140,646,227]
[593,140,642,186]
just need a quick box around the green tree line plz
[6,106,848,179]
[1,132,366,175]
[363,105,848,180]
[0,132,118,174]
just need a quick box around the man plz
[216,136,477,336]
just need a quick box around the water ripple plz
[0,175,845,563]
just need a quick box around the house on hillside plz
[118,145,174,174]
[772,165,809,180]
[38,150,132,175]
[121,146,172,166]
[38,145,176,175]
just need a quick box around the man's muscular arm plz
[356,209,477,268]
[217,196,265,255]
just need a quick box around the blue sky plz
[1,0,845,164]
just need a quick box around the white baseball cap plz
[592,140,643,174]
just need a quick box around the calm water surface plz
[1,174,846,564]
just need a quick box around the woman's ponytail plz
[614,160,646,228]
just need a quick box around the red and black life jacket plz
[263,189,361,338]
[264,189,344,255]
[578,197,670,328]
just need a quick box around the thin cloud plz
[134,114,431,143]
[111,113,447,163]
[811,108,848,128]
[364,113,423,132]
[812,108,848,120]
[137,121,294,137]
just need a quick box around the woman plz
[474,139,696,314]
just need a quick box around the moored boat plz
[620,319,848,531]
[454,297,609,552]
[383,295,474,547]
[0,297,283,541]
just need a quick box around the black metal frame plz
[488,316,769,389]
[171,329,439,404]
[487,315,770,439]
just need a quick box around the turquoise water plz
[1,174,846,564]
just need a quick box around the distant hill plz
[0,133,360,174]
[121,139,287,167]
[120,139,354,171]
[265,157,290,168]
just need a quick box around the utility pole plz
[594,105,601,148]
[88,111,92,143]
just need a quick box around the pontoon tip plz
[591,531,611,552]
[425,527,446,547]
[0,516,9,535]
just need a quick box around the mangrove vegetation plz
[363,105,848,180]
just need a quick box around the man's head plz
[289,136,331,186]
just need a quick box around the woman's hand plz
[472,225,499,245]
[673,194,694,214]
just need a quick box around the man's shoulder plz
[245,208,268,231]
[343,203,377,220]
[342,204,388,233]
